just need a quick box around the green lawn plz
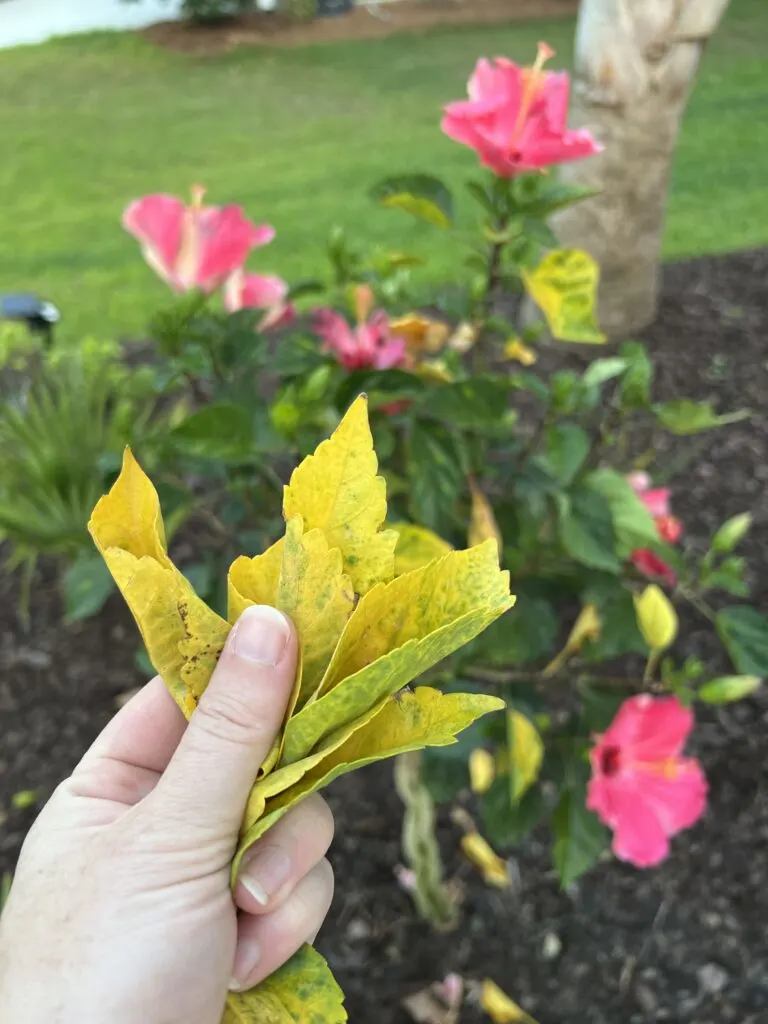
[0,0,767,341]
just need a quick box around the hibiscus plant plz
[3,41,767,947]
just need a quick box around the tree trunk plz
[555,0,730,337]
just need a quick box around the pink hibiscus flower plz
[223,267,295,331]
[441,42,601,178]
[312,286,406,372]
[588,695,708,868]
[627,472,683,586]
[123,186,275,294]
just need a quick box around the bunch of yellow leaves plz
[88,395,515,1023]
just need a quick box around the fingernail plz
[229,938,261,992]
[239,845,292,907]
[232,606,290,666]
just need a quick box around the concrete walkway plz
[0,0,182,49]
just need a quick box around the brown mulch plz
[2,249,768,1023]
[141,0,578,54]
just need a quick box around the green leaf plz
[579,682,625,732]
[465,179,495,214]
[559,487,619,573]
[63,552,114,623]
[369,174,454,229]
[481,779,544,848]
[408,421,464,533]
[619,341,653,409]
[584,469,659,557]
[518,182,600,218]
[553,784,609,886]
[474,594,559,666]
[223,944,347,1023]
[699,675,762,705]
[421,719,485,802]
[170,403,254,460]
[545,423,590,485]
[335,369,424,413]
[583,586,648,660]
[11,789,39,810]
[654,399,750,436]
[716,606,768,675]
[417,378,511,430]
[582,357,628,388]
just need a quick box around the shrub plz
[6,38,766,1019]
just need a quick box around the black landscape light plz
[0,293,61,346]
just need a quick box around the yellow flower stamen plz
[511,41,555,147]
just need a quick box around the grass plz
[0,0,767,341]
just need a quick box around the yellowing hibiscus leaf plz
[507,710,544,804]
[393,523,453,576]
[223,944,346,1024]
[468,481,503,552]
[480,979,538,1024]
[523,249,606,345]
[275,517,356,707]
[88,451,229,718]
[235,687,504,874]
[227,540,284,622]
[283,395,398,595]
[282,542,513,763]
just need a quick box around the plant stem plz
[465,664,654,692]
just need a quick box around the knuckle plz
[192,690,265,749]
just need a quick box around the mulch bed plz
[141,0,578,54]
[1,249,767,1023]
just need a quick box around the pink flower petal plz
[194,206,274,293]
[641,488,672,518]
[625,695,695,761]
[442,49,599,176]
[608,779,671,867]
[631,549,677,587]
[123,194,185,290]
[635,758,708,834]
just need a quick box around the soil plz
[1,249,767,1023]
[141,0,578,54]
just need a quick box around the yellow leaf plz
[460,832,510,888]
[543,602,602,676]
[240,693,389,837]
[227,540,284,622]
[507,710,543,803]
[413,358,454,383]
[468,482,503,552]
[88,450,229,716]
[393,523,453,576]
[522,248,606,345]
[223,944,346,1024]
[469,748,495,795]
[235,687,504,875]
[503,337,537,366]
[282,395,398,595]
[634,584,678,651]
[281,542,513,763]
[480,979,538,1024]
[275,517,355,707]
[390,313,449,355]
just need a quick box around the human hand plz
[0,606,335,1024]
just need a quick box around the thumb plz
[149,605,297,837]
